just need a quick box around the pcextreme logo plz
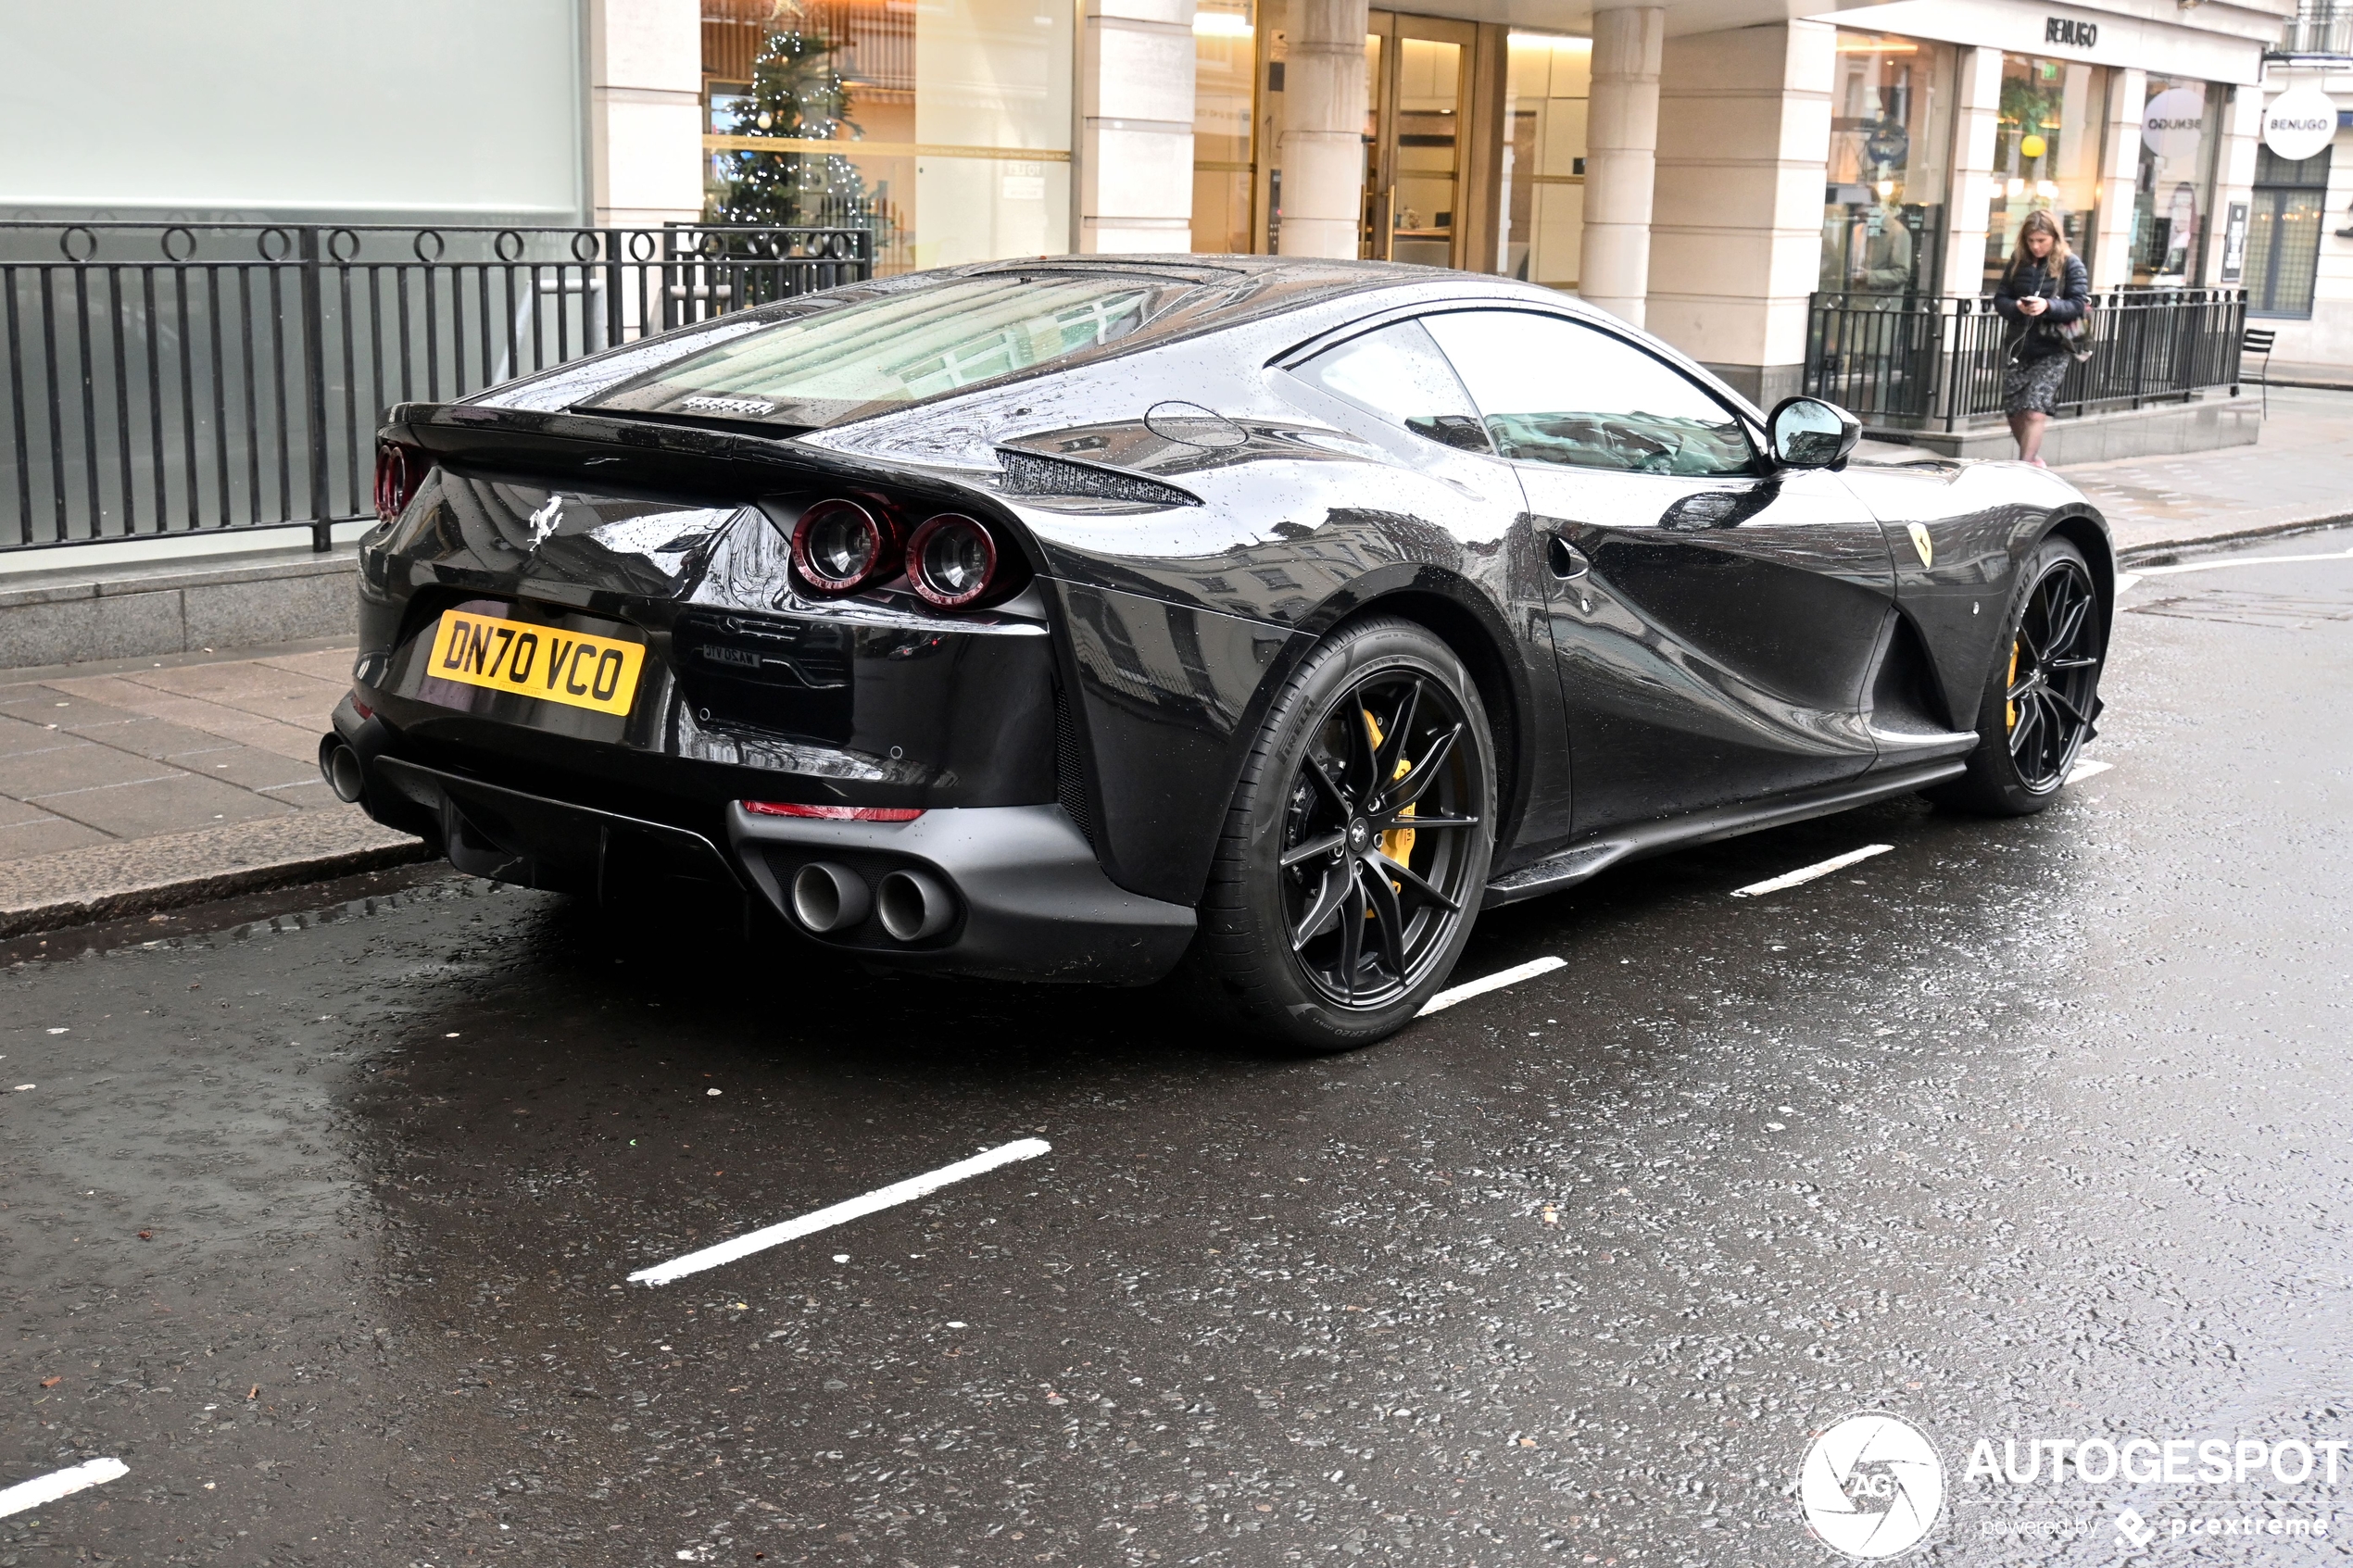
[1797,1412,1948,1559]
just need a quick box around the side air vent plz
[996,448,1200,508]
[1051,680,1097,851]
[1868,612,1955,734]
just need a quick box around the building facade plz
[3,0,2343,393]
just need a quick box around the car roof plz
[472,255,1760,430]
[901,255,1623,375]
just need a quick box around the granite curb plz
[2113,507,2353,564]
[0,809,431,939]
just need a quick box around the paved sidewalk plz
[0,638,422,934]
[2060,385,2353,556]
[2263,358,2353,392]
[1854,384,2353,557]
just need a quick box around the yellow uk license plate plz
[425,608,646,717]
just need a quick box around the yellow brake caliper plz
[1360,709,1416,892]
[2005,640,2020,734]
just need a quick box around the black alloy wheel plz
[1279,669,1479,1009]
[1187,618,1496,1051]
[2004,553,2102,789]
[1931,534,2106,815]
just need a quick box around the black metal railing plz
[2273,2,2353,56]
[0,222,872,555]
[1804,287,2246,431]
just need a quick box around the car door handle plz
[1547,536,1590,581]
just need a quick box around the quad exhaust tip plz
[876,869,955,943]
[789,861,871,934]
[318,737,366,803]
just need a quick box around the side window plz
[1421,310,1757,477]
[1288,320,1493,453]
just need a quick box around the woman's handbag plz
[2044,313,2095,365]
[2034,270,2095,364]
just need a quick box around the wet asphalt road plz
[5,529,2351,1568]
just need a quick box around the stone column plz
[1081,0,1199,253]
[1277,0,1369,258]
[1578,4,1664,325]
[2090,69,2146,289]
[1644,19,1831,405]
[1941,45,2004,297]
[588,0,704,229]
[2206,82,2264,287]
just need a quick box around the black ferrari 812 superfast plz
[326,257,2111,1048]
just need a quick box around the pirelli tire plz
[1929,533,2106,816]
[1183,617,1498,1053]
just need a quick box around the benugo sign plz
[2263,84,2340,162]
[2044,15,2097,48]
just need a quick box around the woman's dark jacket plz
[1994,253,2091,362]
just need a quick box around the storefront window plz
[1984,53,2109,286]
[1821,33,1954,297]
[701,0,1071,275]
[2132,78,2221,285]
[2246,144,2333,317]
[1502,33,1590,289]
[1390,32,1466,265]
[1192,0,1256,255]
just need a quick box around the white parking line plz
[1418,955,1567,1017]
[1730,844,1894,897]
[2133,546,2353,577]
[627,1138,1051,1287]
[2067,759,2112,784]
[0,1459,129,1520]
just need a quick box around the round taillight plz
[791,498,896,593]
[906,513,999,608]
[373,441,423,524]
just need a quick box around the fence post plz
[297,226,333,552]
[1941,297,1965,433]
[604,229,625,352]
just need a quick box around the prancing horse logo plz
[527,495,563,548]
[1906,522,1934,570]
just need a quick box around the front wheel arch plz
[2042,508,2117,646]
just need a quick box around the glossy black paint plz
[1529,464,1895,833]
[341,256,2111,982]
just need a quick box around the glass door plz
[1362,13,1475,266]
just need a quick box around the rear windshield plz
[584,275,1176,428]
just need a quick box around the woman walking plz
[1993,210,2090,466]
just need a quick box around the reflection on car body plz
[324,256,2113,1048]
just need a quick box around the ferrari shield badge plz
[1906,522,1934,570]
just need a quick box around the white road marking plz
[0,1459,129,1519]
[2133,546,2353,578]
[2067,759,2113,784]
[1418,955,1567,1017]
[628,1138,1051,1287]
[1730,844,1894,897]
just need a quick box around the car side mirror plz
[1405,413,1493,453]
[1767,396,1860,470]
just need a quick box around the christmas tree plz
[713,6,877,233]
